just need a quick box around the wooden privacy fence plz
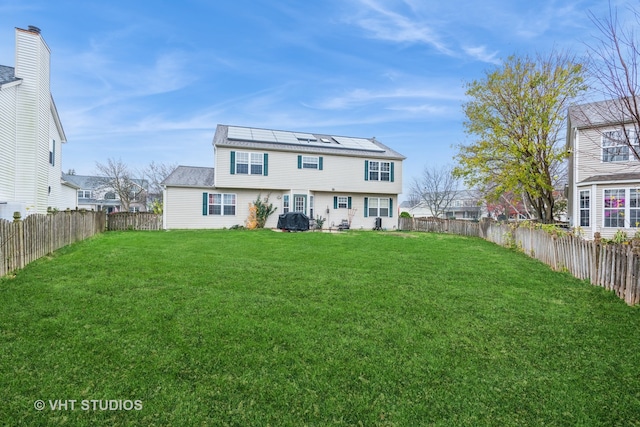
[399,217,640,305]
[107,212,162,231]
[0,210,106,278]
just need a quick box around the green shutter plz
[263,153,268,176]
[298,155,302,169]
[348,197,352,209]
[319,156,323,170]
[390,162,394,182]
[364,160,369,181]
[230,151,236,174]
[364,197,369,217]
[333,196,338,209]
[389,198,393,218]
[52,140,55,166]
[202,193,208,216]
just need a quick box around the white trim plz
[0,79,22,90]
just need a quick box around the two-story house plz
[62,173,149,213]
[567,98,640,239]
[0,26,77,220]
[162,125,405,229]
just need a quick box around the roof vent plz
[27,25,41,34]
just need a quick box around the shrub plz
[246,193,277,229]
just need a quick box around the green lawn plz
[1,229,639,426]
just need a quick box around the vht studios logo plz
[34,399,143,411]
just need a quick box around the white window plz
[631,189,640,228]
[602,130,638,162]
[337,196,349,209]
[579,190,590,227]
[604,189,625,227]
[368,197,390,217]
[77,190,92,199]
[209,193,236,216]
[283,195,290,213]
[310,195,314,218]
[302,156,319,169]
[250,153,263,175]
[368,161,391,181]
[49,139,55,165]
[235,152,264,175]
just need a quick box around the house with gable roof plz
[162,125,405,230]
[62,173,149,213]
[0,26,77,220]
[567,98,640,239]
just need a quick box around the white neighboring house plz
[162,125,405,230]
[399,190,487,220]
[0,26,77,220]
[62,173,149,213]
[567,98,640,239]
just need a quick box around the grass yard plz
[1,229,639,426]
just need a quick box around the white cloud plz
[347,0,454,54]
[462,45,501,65]
[308,86,464,110]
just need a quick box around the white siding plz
[13,29,54,215]
[165,186,399,230]
[214,146,403,195]
[575,127,640,184]
[0,85,17,202]
[164,187,260,229]
[571,126,640,239]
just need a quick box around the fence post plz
[13,212,24,270]
[626,239,640,305]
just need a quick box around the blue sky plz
[0,0,634,196]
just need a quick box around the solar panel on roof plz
[333,136,384,152]
[227,126,253,140]
[273,130,299,144]
[226,126,385,152]
[251,129,277,142]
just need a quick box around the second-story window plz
[231,151,267,175]
[365,160,393,181]
[602,130,638,162]
[49,139,55,166]
[297,155,323,170]
[78,190,92,199]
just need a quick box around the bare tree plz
[587,3,640,158]
[94,158,146,212]
[141,161,177,212]
[409,165,459,218]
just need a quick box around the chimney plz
[27,25,41,34]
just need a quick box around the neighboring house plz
[162,125,405,229]
[399,190,487,220]
[0,26,77,220]
[62,173,149,213]
[567,98,640,239]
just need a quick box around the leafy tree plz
[454,52,587,223]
